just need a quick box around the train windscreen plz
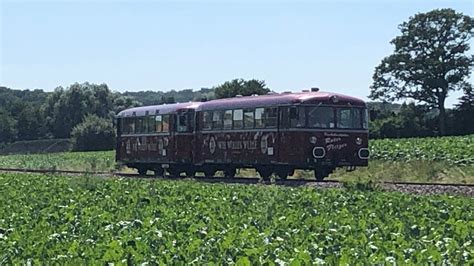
[307,106,335,128]
[306,106,367,129]
[335,107,368,129]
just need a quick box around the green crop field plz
[0,172,472,264]
[370,135,474,166]
[0,151,114,172]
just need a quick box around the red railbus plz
[116,90,369,180]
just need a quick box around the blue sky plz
[1,0,472,106]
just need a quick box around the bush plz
[71,115,115,151]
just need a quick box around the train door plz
[193,111,204,166]
[257,107,279,165]
[175,110,195,165]
[278,106,300,164]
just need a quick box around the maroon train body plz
[116,90,369,180]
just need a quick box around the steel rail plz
[0,167,110,175]
[0,167,473,187]
[379,180,474,187]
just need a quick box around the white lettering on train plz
[325,137,342,144]
[206,133,271,152]
[327,143,347,151]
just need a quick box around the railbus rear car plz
[116,102,201,176]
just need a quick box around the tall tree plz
[453,85,474,134]
[43,82,136,138]
[0,108,17,143]
[16,105,45,141]
[71,114,116,151]
[370,9,473,135]
[214,79,269,99]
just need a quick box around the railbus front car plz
[194,90,369,180]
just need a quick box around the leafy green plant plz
[71,115,116,152]
[0,151,114,172]
[0,173,472,264]
[370,135,473,166]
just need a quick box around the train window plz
[337,108,353,128]
[244,109,254,128]
[290,106,305,128]
[162,115,170,132]
[148,116,155,133]
[122,118,128,134]
[255,108,265,128]
[117,118,122,136]
[155,115,162,132]
[223,110,233,130]
[143,117,149,133]
[337,108,362,129]
[212,111,223,130]
[178,114,188,132]
[129,118,135,134]
[308,106,335,128]
[135,117,144,133]
[189,112,195,132]
[203,111,212,130]
[146,116,151,133]
[132,117,138,133]
[146,117,151,133]
[362,109,368,129]
[135,117,140,133]
[354,109,362,128]
[265,107,278,128]
[233,109,243,129]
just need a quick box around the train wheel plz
[168,168,181,178]
[257,167,272,181]
[314,167,332,181]
[276,169,288,180]
[153,168,164,177]
[137,168,147,176]
[204,169,216,178]
[185,168,196,178]
[224,168,236,178]
[288,168,295,177]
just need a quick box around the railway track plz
[0,167,340,185]
[0,167,472,196]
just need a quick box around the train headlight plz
[355,137,362,145]
[312,147,326,158]
[358,148,369,159]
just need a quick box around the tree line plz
[0,79,270,150]
[0,84,139,150]
[0,8,472,151]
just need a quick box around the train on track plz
[116,89,369,180]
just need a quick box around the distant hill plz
[123,88,215,106]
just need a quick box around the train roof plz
[117,102,201,117]
[196,91,366,111]
[117,91,366,117]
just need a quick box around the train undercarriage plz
[126,163,339,181]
